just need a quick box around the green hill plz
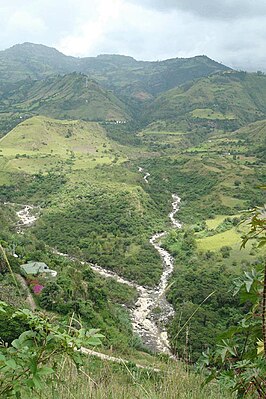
[0,73,130,124]
[143,71,266,132]
[0,116,120,157]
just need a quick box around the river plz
[15,173,181,355]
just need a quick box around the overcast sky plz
[0,0,266,71]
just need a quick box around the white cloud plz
[0,0,266,71]
[58,0,123,56]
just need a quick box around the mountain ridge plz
[0,42,230,99]
[1,42,227,66]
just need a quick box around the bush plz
[0,305,29,344]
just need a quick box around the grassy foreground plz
[41,356,235,399]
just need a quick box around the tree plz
[241,205,266,358]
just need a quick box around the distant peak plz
[5,42,63,55]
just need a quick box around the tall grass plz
[40,355,235,399]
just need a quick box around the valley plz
[0,42,265,398]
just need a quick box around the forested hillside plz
[143,71,266,132]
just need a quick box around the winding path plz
[15,173,182,355]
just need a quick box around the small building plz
[20,261,57,278]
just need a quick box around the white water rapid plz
[3,202,40,233]
[131,193,181,354]
[16,205,38,229]
[138,167,150,183]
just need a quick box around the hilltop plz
[0,116,120,156]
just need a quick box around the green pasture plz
[197,227,241,251]
[190,108,235,120]
[0,116,121,157]
[0,116,129,174]
[205,215,229,229]
[220,195,246,208]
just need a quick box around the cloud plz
[0,0,266,71]
[7,10,46,33]
[128,0,266,20]
[58,0,123,56]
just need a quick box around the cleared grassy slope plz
[0,73,131,122]
[233,118,266,143]
[0,116,119,155]
[0,116,129,176]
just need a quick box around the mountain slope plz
[143,71,266,132]
[79,54,230,100]
[0,73,130,122]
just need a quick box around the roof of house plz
[20,261,57,276]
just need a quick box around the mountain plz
[79,54,230,101]
[143,70,266,132]
[0,43,230,101]
[0,73,130,123]
[0,42,77,82]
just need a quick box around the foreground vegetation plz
[0,301,235,399]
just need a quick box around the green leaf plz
[258,238,266,247]
[11,339,21,350]
[37,366,54,376]
[86,337,102,346]
[5,359,17,369]
[0,301,7,313]
[32,375,42,390]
